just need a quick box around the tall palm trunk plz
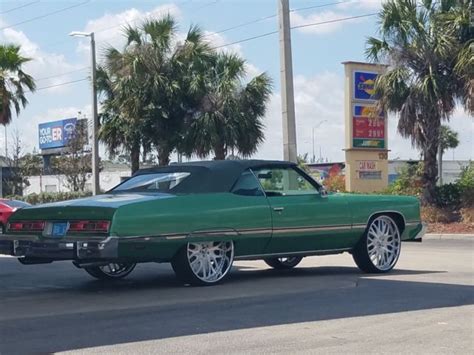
[213,142,226,160]
[130,141,140,174]
[158,145,171,166]
[421,116,440,205]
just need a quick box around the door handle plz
[273,207,285,212]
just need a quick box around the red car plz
[0,199,30,233]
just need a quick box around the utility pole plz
[278,0,297,163]
[90,33,100,195]
[69,31,100,195]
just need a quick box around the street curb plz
[424,233,474,240]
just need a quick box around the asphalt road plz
[0,238,473,354]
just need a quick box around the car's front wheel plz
[352,215,401,273]
[84,262,136,280]
[171,241,234,286]
[264,256,303,269]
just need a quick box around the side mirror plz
[319,186,328,198]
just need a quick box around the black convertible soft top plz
[133,160,297,194]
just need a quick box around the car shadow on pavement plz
[0,263,470,354]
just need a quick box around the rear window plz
[111,172,191,193]
[2,200,30,208]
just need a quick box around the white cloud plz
[336,0,384,11]
[0,28,83,94]
[255,72,474,162]
[291,10,368,35]
[291,0,384,35]
[77,4,181,56]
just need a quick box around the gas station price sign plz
[352,105,385,149]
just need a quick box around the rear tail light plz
[68,220,110,233]
[8,221,45,232]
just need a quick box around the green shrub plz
[6,191,92,205]
[384,163,423,197]
[457,162,474,207]
[434,183,461,207]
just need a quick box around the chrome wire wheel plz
[366,216,401,271]
[98,263,136,278]
[187,241,234,284]
[84,262,136,280]
[277,257,300,265]
[264,256,303,269]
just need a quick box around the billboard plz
[352,104,385,149]
[354,71,378,101]
[38,118,77,150]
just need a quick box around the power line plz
[292,1,348,13]
[0,1,91,30]
[212,30,278,49]
[205,0,349,38]
[0,1,40,15]
[214,11,379,50]
[35,67,90,82]
[29,78,88,93]
[291,12,377,30]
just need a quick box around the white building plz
[24,162,131,195]
[22,159,471,195]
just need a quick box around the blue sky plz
[1,0,472,162]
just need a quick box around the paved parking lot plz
[0,238,473,354]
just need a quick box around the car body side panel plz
[112,193,273,259]
[343,194,422,240]
[263,193,360,254]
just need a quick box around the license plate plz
[51,222,68,237]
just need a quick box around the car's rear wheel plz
[353,215,401,273]
[171,241,234,286]
[84,262,136,280]
[264,256,303,269]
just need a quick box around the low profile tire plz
[171,241,234,286]
[264,256,303,270]
[84,262,136,280]
[352,215,401,273]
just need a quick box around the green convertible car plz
[0,160,425,285]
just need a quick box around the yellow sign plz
[343,61,388,192]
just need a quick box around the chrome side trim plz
[238,228,273,235]
[405,221,422,227]
[235,247,352,260]
[272,225,352,234]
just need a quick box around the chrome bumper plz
[0,234,118,260]
[405,222,426,242]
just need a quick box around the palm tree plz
[99,16,214,168]
[0,44,35,125]
[183,52,272,160]
[438,125,459,185]
[129,17,215,166]
[366,0,472,204]
[97,53,150,174]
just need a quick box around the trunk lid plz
[8,193,174,221]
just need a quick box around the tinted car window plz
[254,167,317,196]
[112,172,191,193]
[231,170,264,196]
